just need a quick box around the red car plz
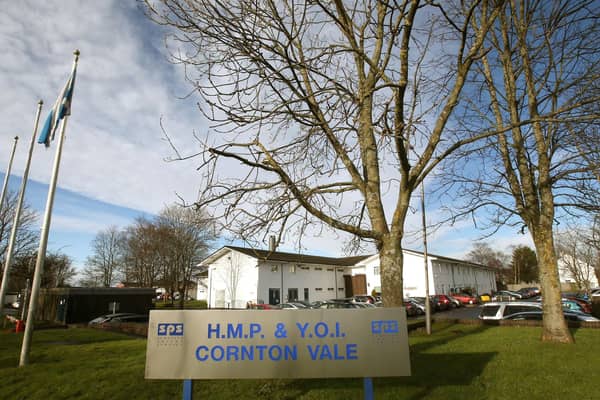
[452,293,479,305]
[565,296,592,314]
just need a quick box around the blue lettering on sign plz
[371,320,399,335]
[157,323,184,336]
[207,323,263,339]
[195,345,298,362]
[306,344,358,360]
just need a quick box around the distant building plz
[37,287,155,324]
[198,246,496,308]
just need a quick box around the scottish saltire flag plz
[37,68,77,147]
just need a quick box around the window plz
[315,288,323,291]
[327,268,334,271]
[289,265,296,273]
[271,265,279,272]
[328,288,334,291]
[314,267,322,271]
[373,266,380,275]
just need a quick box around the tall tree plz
[443,0,600,342]
[144,0,501,306]
[121,218,163,288]
[156,205,214,308]
[81,226,124,287]
[511,245,538,284]
[10,250,76,290]
[466,242,511,286]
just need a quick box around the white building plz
[199,246,497,308]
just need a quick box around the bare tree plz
[121,218,163,287]
[144,0,502,306]
[156,205,214,308]
[82,226,124,287]
[556,229,598,294]
[0,190,38,267]
[12,251,76,289]
[442,0,600,342]
[465,242,510,286]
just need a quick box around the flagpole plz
[0,136,19,213]
[19,50,79,367]
[0,104,43,317]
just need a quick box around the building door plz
[269,288,280,305]
[288,288,298,302]
[344,275,353,297]
[304,288,309,301]
[352,274,368,295]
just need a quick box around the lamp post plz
[421,181,432,335]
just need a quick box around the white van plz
[479,301,542,320]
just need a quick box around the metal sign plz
[145,308,411,379]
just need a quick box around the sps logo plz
[158,323,184,336]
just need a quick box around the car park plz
[479,301,543,320]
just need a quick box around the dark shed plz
[37,287,155,324]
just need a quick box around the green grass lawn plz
[1,323,598,399]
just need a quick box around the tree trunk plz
[379,235,404,307]
[533,228,574,343]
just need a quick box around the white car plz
[479,301,542,320]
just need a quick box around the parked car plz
[431,294,451,311]
[479,302,543,320]
[561,299,587,314]
[407,300,426,315]
[403,301,417,317]
[451,293,478,305]
[88,313,148,325]
[516,287,538,299]
[478,293,492,303]
[491,290,523,301]
[274,302,308,309]
[352,295,376,304]
[446,295,461,308]
[312,300,364,309]
[503,311,599,322]
[410,297,436,313]
[564,297,592,314]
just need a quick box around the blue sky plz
[0,1,533,280]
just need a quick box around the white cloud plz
[0,0,204,216]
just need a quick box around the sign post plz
[146,308,410,397]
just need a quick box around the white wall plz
[208,250,258,309]
[362,252,496,297]
[257,262,347,304]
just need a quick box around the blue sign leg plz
[363,377,374,400]
[183,379,193,400]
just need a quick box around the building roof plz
[201,245,374,267]
[200,245,492,270]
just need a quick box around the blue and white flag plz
[37,68,77,147]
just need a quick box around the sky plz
[0,1,533,281]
